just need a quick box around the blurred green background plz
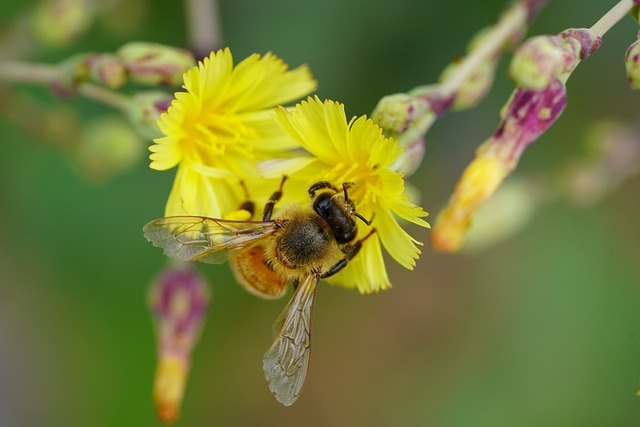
[2,0,640,426]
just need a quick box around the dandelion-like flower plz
[150,48,317,217]
[265,96,430,293]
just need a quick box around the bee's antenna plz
[342,182,355,202]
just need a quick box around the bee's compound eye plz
[312,192,333,219]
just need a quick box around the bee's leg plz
[308,181,339,197]
[262,176,288,221]
[320,229,377,279]
[238,200,256,217]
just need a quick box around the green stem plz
[440,2,528,95]
[0,60,130,113]
[185,0,224,57]
[590,0,635,37]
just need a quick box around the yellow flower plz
[431,155,508,253]
[150,48,317,217]
[265,96,430,293]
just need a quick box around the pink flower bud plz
[149,265,210,424]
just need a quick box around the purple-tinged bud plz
[86,54,127,89]
[625,32,640,90]
[127,91,173,139]
[510,28,601,89]
[510,35,568,89]
[371,93,430,136]
[149,265,210,424]
[432,80,567,253]
[371,92,432,176]
[116,42,196,87]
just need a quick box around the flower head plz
[150,48,317,217]
[265,96,430,293]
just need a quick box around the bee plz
[143,177,375,406]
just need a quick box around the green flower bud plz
[75,115,144,181]
[509,35,567,89]
[371,93,429,136]
[127,91,173,139]
[439,59,497,111]
[87,54,127,89]
[29,0,92,48]
[625,33,640,90]
[116,42,196,86]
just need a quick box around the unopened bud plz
[463,177,542,252]
[117,42,196,86]
[371,93,429,136]
[510,29,600,89]
[432,80,567,253]
[29,0,92,48]
[86,54,127,89]
[149,265,209,424]
[439,58,497,111]
[625,32,640,90]
[371,93,432,176]
[75,115,144,181]
[510,35,568,89]
[128,91,173,139]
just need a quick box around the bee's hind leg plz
[320,229,377,279]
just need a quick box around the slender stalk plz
[185,0,223,59]
[440,2,528,95]
[590,0,635,37]
[0,61,62,84]
[0,60,130,113]
[77,84,130,113]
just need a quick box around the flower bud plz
[625,32,640,90]
[86,54,127,89]
[509,35,568,89]
[127,91,173,139]
[149,265,210,424]
[439,58,497,111]
[116,42,196,86]
[75,115,144,181]
[510,29,601,89]
[29,0,92,48]
[462,177,542,252]
[432,80,567,253]
[371,93,432,176]
[371,93,429,136]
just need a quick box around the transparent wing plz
[262,273,319,406]
[143,216,279,264]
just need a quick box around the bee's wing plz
[262,273,319,406]
[143,216,279,264]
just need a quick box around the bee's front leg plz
[320,229,377,279]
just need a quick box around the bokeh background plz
[2,0,640,426]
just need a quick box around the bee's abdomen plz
[275,216,333,270]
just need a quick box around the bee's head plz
[310,182,370,244]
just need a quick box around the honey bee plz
[143,177,375,406]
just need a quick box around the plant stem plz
[440,2,529,95]
[0,61,62,84]
[590,0,635,37]
[0,60,130,113]
[185,0,223,59]
[77,84,130,113]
